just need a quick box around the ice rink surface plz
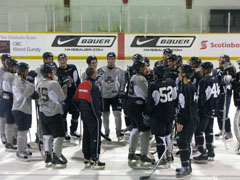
[0,59,240,180]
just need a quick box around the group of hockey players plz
[0,48,240,178]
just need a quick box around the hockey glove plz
[223,75,233,85]
[26,70,38,83]
[31,91,39,100]
[59,76,70,86]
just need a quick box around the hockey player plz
[57,53,81,140]
[154,48,173,67]
[81,56,98,81]
[35,52,54,144]
[176,64,199,178]
[232,60,240,152]
[146,64,177,164]
[73,66,105,167]
[37,64,68,167]
[12,62,37,160]
[0,59,18,151]
[167,54,179,83]
[0,54,11,144]
[189,57,202,90]
[127,59,154,165]
[123,54,143,133]
[97,52,125,141]
[193,62,219,163]
[176,55,183,69]
[214,54,235,139]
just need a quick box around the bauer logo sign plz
[0,40,10,53]
[52,35,116,47]
[130,36,196,48]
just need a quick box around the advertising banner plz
[125,33,240,60]
[0,33,118,58]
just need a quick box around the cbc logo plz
[12,42,22,46]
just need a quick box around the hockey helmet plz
[1,54,11,62]
[58,53,67,61]
[107,52,116,59]
[154,64,166,78]
[40,64,53,78]
[166,54,178,62]
[219,54,230,63]
[17,62,29,74]
[6,59,18,68]
[201,62,214,71]
[143,57,150,67]
[176,55,183,67]
[163,48,173,55]
[133,59,145,73]
[181,64,194,78]
[132,54,143,62]
[189,57,201,67]
[42,52,54,60]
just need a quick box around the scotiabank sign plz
[200,40,240,49]
[198,35,240,57]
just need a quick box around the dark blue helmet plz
[58,53,67,61]
[6,59,18,68]
[17,62,29,74]
[40,64,53,78]
[132,54,143,62]
[219,54,230,62]
[189,57,201,67]
[1,54,11,62]
[133,59,145,73]
[201,62,213,72]
[163,48,173,54]
[42,52,54,60]
[181,64,194,78]
[107,52,116,59]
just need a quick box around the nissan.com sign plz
[48,34,117,56]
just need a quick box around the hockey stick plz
[139,139,167,180]
[222,85,228,150]
[35,100,44,159]
[234,107,240,143]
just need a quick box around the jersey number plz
[38,87,49,102]
[211,83,218,98]
[159,86,173,103]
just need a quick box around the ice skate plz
[224,131,233,140]
[44,152,52,167]
[70,131,81,138]
[84,158,91,167]
[16,152,28,161]
[117,132,124,142]
[65,132,71,141]
[193,153,208,164]
[215,131,222,138]
[207,149,215,161]
[24,149,32,156]
[140,155,155,166]
[52,153,67,168]
[1,135,7,145]
[5,143,17,152]
[176,166,192,179]
[90,160,105,169]
[167,152,174,162]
